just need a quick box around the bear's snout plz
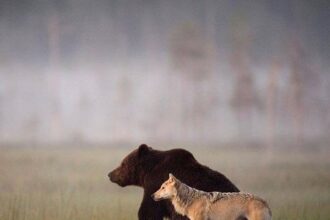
[108,171,113,180]
[108,168,128,186]
[108,170,117,182]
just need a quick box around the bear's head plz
[108,144,152,187]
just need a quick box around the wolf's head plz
[152,173,179,201]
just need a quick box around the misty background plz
[0,0,329,145]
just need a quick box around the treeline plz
[0,0,329,144]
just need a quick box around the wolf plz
[152,174,272,220]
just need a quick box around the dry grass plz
[0,144,329,219]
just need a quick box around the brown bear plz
[108,144,239,220]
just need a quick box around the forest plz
[0,0,329,145]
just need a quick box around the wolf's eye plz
[161,187,165,190]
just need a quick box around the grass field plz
[0,144,329,220]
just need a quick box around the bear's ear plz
[137,144,150,157]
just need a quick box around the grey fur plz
[174,179,266,208]
[155,175,272,220]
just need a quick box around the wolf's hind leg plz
[247,209,272,220]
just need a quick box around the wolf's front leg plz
[189,210,208,220]
[189,215,206,220]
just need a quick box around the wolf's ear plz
[138,144,150,157]
[169,173,176,182]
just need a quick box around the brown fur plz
[109,144,239,220]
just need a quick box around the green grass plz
[0,145,329,219]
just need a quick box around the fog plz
[0,0,329,145]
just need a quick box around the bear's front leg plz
[138,193,167,220]
[170,213,189,220]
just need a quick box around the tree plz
[229,19,261,142]
[266,58,280,148]
[286,34,320,144]
[169,22,216,141]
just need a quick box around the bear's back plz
[150,148,239,193]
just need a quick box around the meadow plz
[0,143,329,220]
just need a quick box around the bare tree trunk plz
[47,11,61,142]
[266,59,280,148]
[48,12,60,68]
[288,37,305,145]
[230,45,260,144]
